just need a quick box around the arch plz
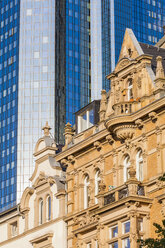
[46,195,51,221]
[136,149,143,181]
[95,169,101,204]
[20,187,34,211]
[123,155,130,182]
[84,174,90,209]
[39,198,44,225]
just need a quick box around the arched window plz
[136,150,143,181]
[84,175,90,209]
[124,155,130,182]
[128,79,133,100]
[46,195,51,221]
[95,170,101,204]
[39,198,43,225]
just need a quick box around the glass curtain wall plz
[17,0,55,202]
[0,0,20,212]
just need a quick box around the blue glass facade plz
[0,0,20,212]
[114,0,165,64]
[65,0,90,125]
[101,0,165,91]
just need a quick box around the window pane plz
[123,221,130,233]
[122,238,130,248]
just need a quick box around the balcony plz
[105,101,138,141]
[113,101,137,116]
[104,184,145,206]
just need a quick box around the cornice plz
[55,128,109,161]
[56,97,165,162]
[0,216,65,245]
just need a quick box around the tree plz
[158,173,165,182]
[138,219,165,247]
[138,174,165,247]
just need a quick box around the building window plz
[122,238,130,248]
[138,218,143,232]
[136,150,143,181]
[10,221,17,237]
[95,170,101,204]
[87,243,92,248]
[110,225,118,238]
[128,79,133,100]
[84,175,90,209]
[78,108,94,133]
[46,195,51,221]
[122,221,130,234]
[124,156,130,182]
[39,198,43,225]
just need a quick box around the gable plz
[118,28,143,61]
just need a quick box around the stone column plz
[129,212,138,248]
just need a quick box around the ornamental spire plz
[42,121,51,136]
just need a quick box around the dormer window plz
[75,100,100,134]
[78,108,94,133]
[128,79,133,100]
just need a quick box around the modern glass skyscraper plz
[0,0,165,212]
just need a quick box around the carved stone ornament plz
[94,141,102,151]
[149,111,157,122]
[113,124,136,141]
[106,134,114,145]
[60,158,68,168]
[68,155,75,164]
[98,179,106,193]
[79,212,100,228]
[118,58,131,70]
[137,76,142,89]
[135,119,143,129]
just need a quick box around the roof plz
[139,42,165,73]
[155,35,165,47]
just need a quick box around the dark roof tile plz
[139,42,165,73]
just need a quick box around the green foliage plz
[138,220,165,247]
[158,173,165,181]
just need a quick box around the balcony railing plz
[118,187,129,200]
[113,101,136,116]
[104,192,115,205]
[104,184,145,206]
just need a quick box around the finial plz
[156,56,165,79]
[128,166,136,179]
[42,121,51,136]
[64,122,73,133]
[64,122,74,147]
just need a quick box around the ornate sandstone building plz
[55,28,165,248]
[1,29,165,248]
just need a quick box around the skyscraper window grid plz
[0,0,20,212]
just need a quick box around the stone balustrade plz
[104,184,145,206]
[113,101,137,116]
